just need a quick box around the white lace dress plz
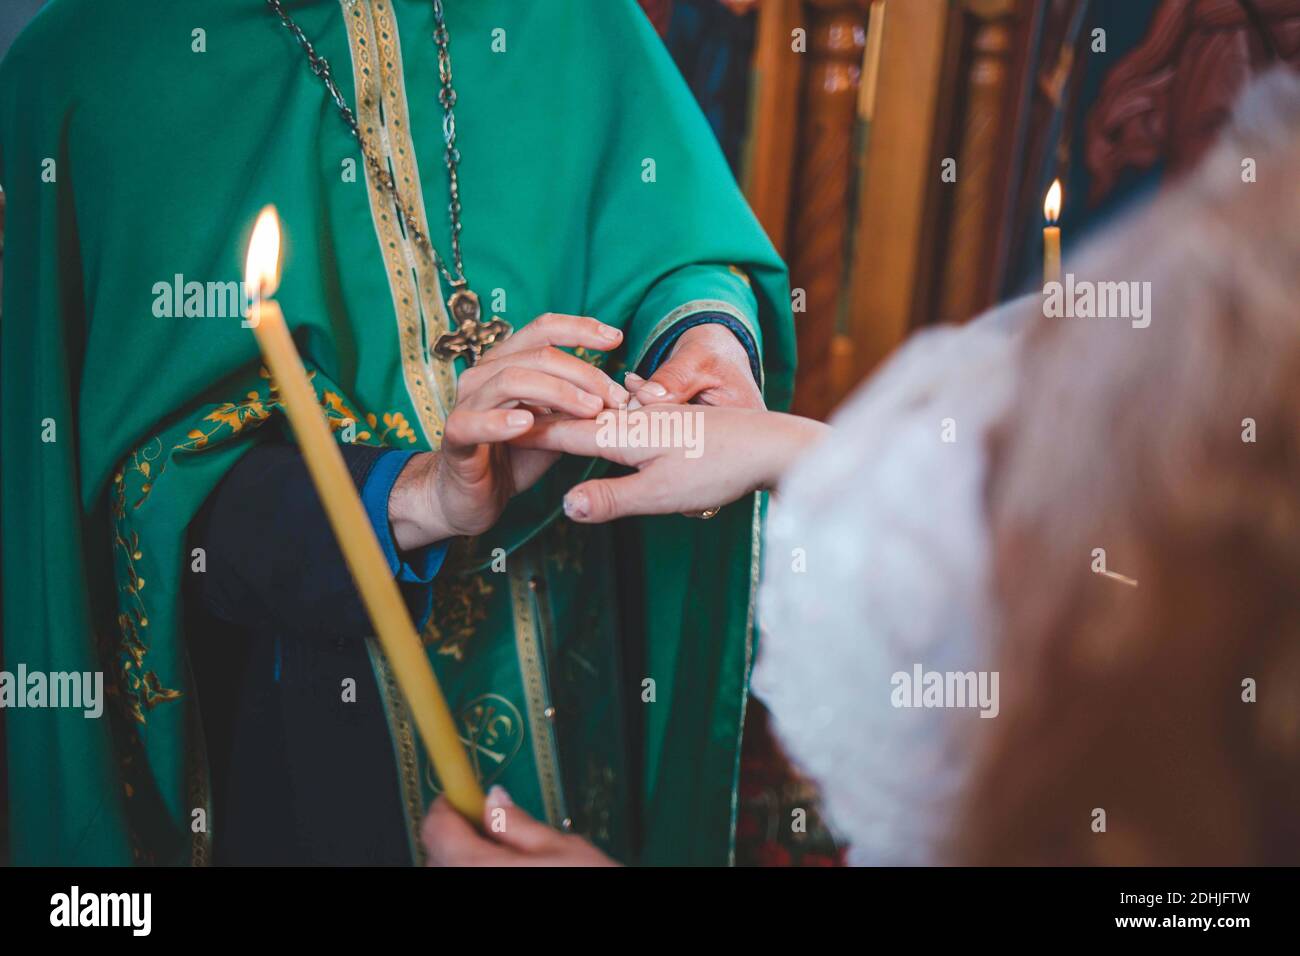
[751,303,1027,865]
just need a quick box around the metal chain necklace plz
[265,0,511,364]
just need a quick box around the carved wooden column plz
[937,0,1021,323]
[787,0,869,421]
[843,0,951,381]
[744,0,805,257]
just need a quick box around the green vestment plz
[0,0,795,865]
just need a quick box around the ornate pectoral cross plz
[433,287,513,366]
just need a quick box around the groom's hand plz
[628,322,763,410]
[389,314,628,549]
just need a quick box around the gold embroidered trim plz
[365,409,418,445]
[508,555,569,828]
[421,572,493,662]
[109,471,183,724]
[366,637,427,865]
[109,367,408,728]
[340,0,454,448]
[628,298,765,390]
[187,689,213,867]
[125,369,406,513]
[727,492,765,866]
[369,0,458,421]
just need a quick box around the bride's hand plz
[516,404,829,522]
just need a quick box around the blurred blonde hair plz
[961,68,1300,865]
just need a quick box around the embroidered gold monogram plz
[421,572,494,661]
[424,693,524,792]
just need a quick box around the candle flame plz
[1044,179,1063,224]
[244,205,282,298]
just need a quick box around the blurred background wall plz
[725,0,1299,418]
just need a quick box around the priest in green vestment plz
[0,0,795,866]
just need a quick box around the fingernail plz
[642,382,668,399]
[506,410,532,428]
[598,324,621,342]
[624,372,645,387]
[487,785,513,808]
[564,490,589,519]
[610,384,630,406]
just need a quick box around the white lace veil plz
[751,298,1031,865]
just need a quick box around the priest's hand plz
[422,787,619,867]
[389,315,629,548]
[517,404,831,522]
[626,322,764,410]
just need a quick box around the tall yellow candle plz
[1043,178,1063,286]
[243,205,484,821]
[858,1,886,124]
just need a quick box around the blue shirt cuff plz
[361,450,449,629]
[636,311,763,385]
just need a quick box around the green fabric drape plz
[1,0,794,865]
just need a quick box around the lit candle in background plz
[1043,178,1063,286]
[243,205,485,822]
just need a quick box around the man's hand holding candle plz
[422,788,618,867]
